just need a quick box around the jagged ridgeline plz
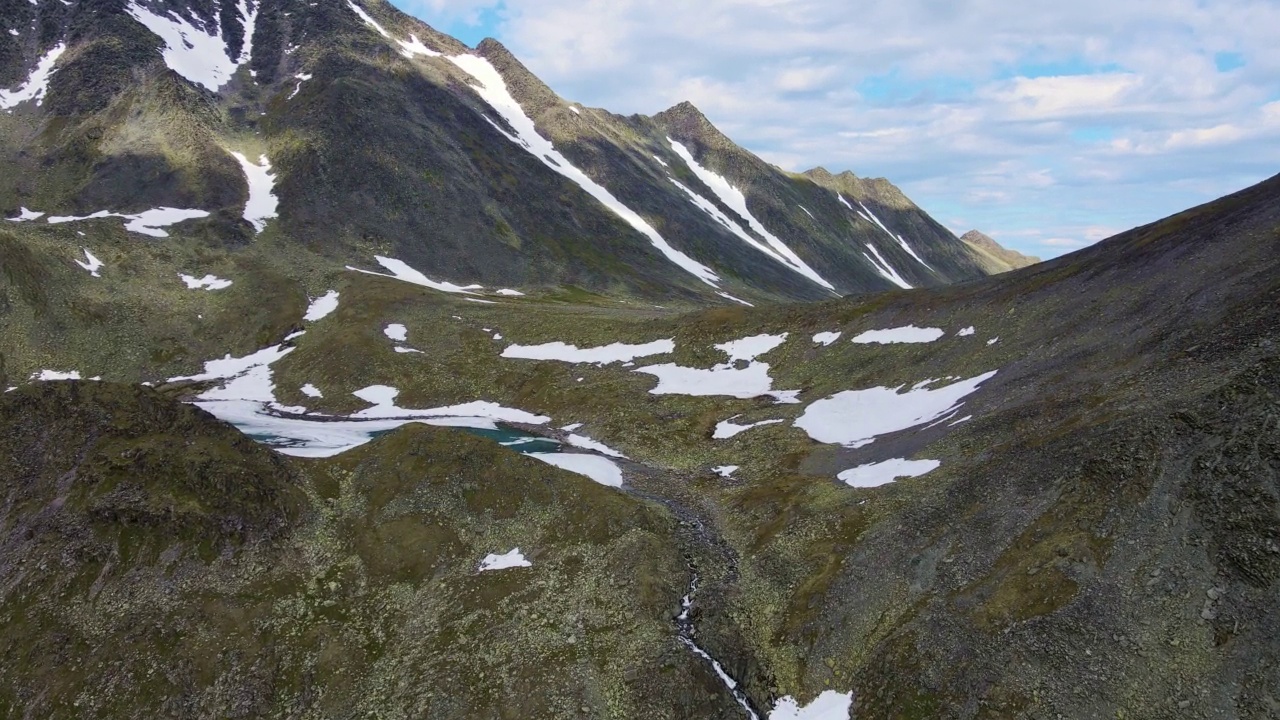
[0,0,1006,305]
[4,0,1280,719]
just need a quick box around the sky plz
[392,0,1280,259]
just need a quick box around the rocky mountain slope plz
[0,0,1007,306]
[960,229,1040,273]
[3,0,1279,719]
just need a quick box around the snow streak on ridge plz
[669,139,835,292]
[445,54,721,288]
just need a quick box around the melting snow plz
[125,0,257,92]
[502,338,674,365]
[351,385,549,425]
[957,326,976,337]
[47,208,209,237]
[32,370,83,380]
[300,383,323,398]
[6,207,44,222]
[634,333,798,403]
[812,331,842,346]
[561,423,584,432]
[567,433,627,458]
[713,416,784,439]
[794,371,997,448]
[171,343,295,403]
[862,243,912,289]
[347,255,481,294]
[837,458,941,488]
[851,325,944,344]
[799,205,815,220]
[527,452,624,487]
[230,152,278,234]
[75,249,104,277]
[303,290,339,321]
[768,690,853,720]
[447,53,721,287]
[714,465,739,478]
[569,105,581,115]
[653,155,669,168]
[0,43,65,109]
[496,288,524,296]
[180,273,232,290]
[836,194,853,210]
[988,337,1000,346]
[669,139,834,292]
[384,323,408,342]
[479,548,531,572]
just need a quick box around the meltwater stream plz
[677,571,762,719]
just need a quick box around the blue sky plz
[394,0,1280,258]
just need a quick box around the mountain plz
[1,0,994,309]
[960,229,1040,273]
[3,1,1280,718]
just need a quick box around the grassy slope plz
[0,383,752,719]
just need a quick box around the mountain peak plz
[960,230,1040,272]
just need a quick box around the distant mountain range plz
[0,0,1021,304]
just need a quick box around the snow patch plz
[447,54,721,287]
[230,152,278,234]
[125,1,256,92]
[346,0,391,38]
[851,325,944,345]
[47,208,209,237]
[496,288,524,296]
[303,290,339,321]
[384,323,408,342]
[567,433,627,459]
[862,243,913,289]
[795,371,997,448]
[479,548,531,572]
[769,690,853,720]
[634,333,798,403]
[988,337,1000,346]
[857,201,932,271]
[502,339,673,365]
[75,249,104,277]
[0,43,65,109]
[347,255,481,294]
[717,292,754,307]
[180,273,232,290]
[32,369,83,381]
[669,139,834,292]
[812,331,841,346]
[713,465,739,478]
[7,207,44,222]
[397,33,440,58]
[527,452,624,487]
[713,416,783,439]
[957,326,976,337]
[300,384,323,398]
[837,458,941,488]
